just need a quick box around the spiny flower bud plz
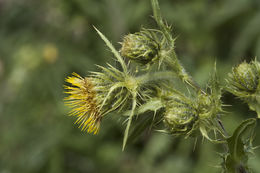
[163,90,223,139]
[120,29,160,65]
[163,93,199,136]
[227,60,260,117]
[228,61,260,94]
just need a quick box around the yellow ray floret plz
[64,72,101,134]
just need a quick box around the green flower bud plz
[228,61,260,94]
[163,94,199,136]
[163,90,223,139]
[227,60,260,117]
[120,29,160,65]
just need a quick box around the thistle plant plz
[64,0,260,172]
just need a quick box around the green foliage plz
[66,1,259,172]
[1,0,260,173]
[223,118,256,173]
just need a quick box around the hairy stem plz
[136,71,176,84]
[151,1,249,172]
[151,0,204,94]
[164,53,203,93]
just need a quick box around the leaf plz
[228,118,256,159]
[225,118,256,172]
[127,113,155,145]
[121,99,163,149]
[93,26,128,74]
[125,100,164,145]
[123,98,163,117]
[137,99,163,115]
[122,95,137,151]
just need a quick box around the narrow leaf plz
[122,95,137,150]
[224,118,256,172]
[123,99,163,117]
[127,113,155,145]
[227,118,256,159]
[94,26,127,73]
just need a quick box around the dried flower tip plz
[64,72,102,134]
[120,29,160,65]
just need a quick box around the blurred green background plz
[0,0,260,172]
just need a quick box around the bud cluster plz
[63,1,259,171]
[163,90,222,138]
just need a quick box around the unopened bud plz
[227,60,260,117]
[228,61,260,93]
[163,89,223,139]
[120,29,160,65]
[164,94,198,136]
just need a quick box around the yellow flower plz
[64,72,101,134]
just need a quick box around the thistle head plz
[120,29,160,65]
[163,89,223,139]
[64,62,143,135]
[163,93,199,136]
[64,73,102,134]
[227,60,260,97]
[227,60,260,117]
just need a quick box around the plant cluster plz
[64,0,260,172]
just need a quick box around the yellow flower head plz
[64,72,101,134]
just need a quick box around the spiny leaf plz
[127,113,158,145]
[94,26,128,74]
[123,98,163,117]
[224,118,256,173]
[227,118,256,159]
[137,99,163,114]
[122,94,137,151]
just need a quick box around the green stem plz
[152,0,204,94]
[152,1,250,172]
[151,0,174,47]
[163,52,204,94]
[136,71,176,84]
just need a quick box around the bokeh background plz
[0,0,260,172]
